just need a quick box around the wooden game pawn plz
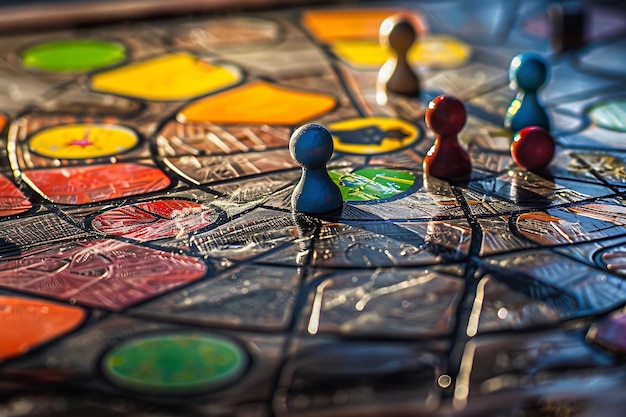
[377,15,420,105]
[290,123,343,214]
[423,95,471,182]
[505,53,550,133]
[511,126,555,170]
[548,3,587,54]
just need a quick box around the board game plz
[1,1,626,416]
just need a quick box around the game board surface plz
[1,1,626,416]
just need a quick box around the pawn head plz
[509,53,548,91]
[425,95,467,137]
[379,16,417,54]
[511,126,555,170]
[289,123,334,169]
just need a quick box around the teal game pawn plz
[290,124,343,214]
[505,53,550,133]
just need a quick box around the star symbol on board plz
[66,129,95,148]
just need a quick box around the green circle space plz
[21,40,126,72]
[103,332,248,394]
[588,98,626,132]
[330,167,416,202]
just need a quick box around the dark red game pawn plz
[511,126,555,170]
[423,95,471,181]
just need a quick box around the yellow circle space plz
[90,53,242,101]
[29,124,139,159]
[330,35,471,68]
[329,117,418,155]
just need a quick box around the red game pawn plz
[423,95,471,181]
[511,126,555,170]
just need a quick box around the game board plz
[1,1,626,416]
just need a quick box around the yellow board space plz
[330,35,472,68]
[28,124,139,159]
[329,117,419,155]
[178,81,337,125]
[302,9,426,42]
[90,53,242,101]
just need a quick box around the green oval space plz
[588,98,626,133]
[22,40,126,72]
[330,167,416,201]
[103,332,248,394]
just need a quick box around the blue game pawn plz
[505,53,551,133]
[290,124,343,214]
